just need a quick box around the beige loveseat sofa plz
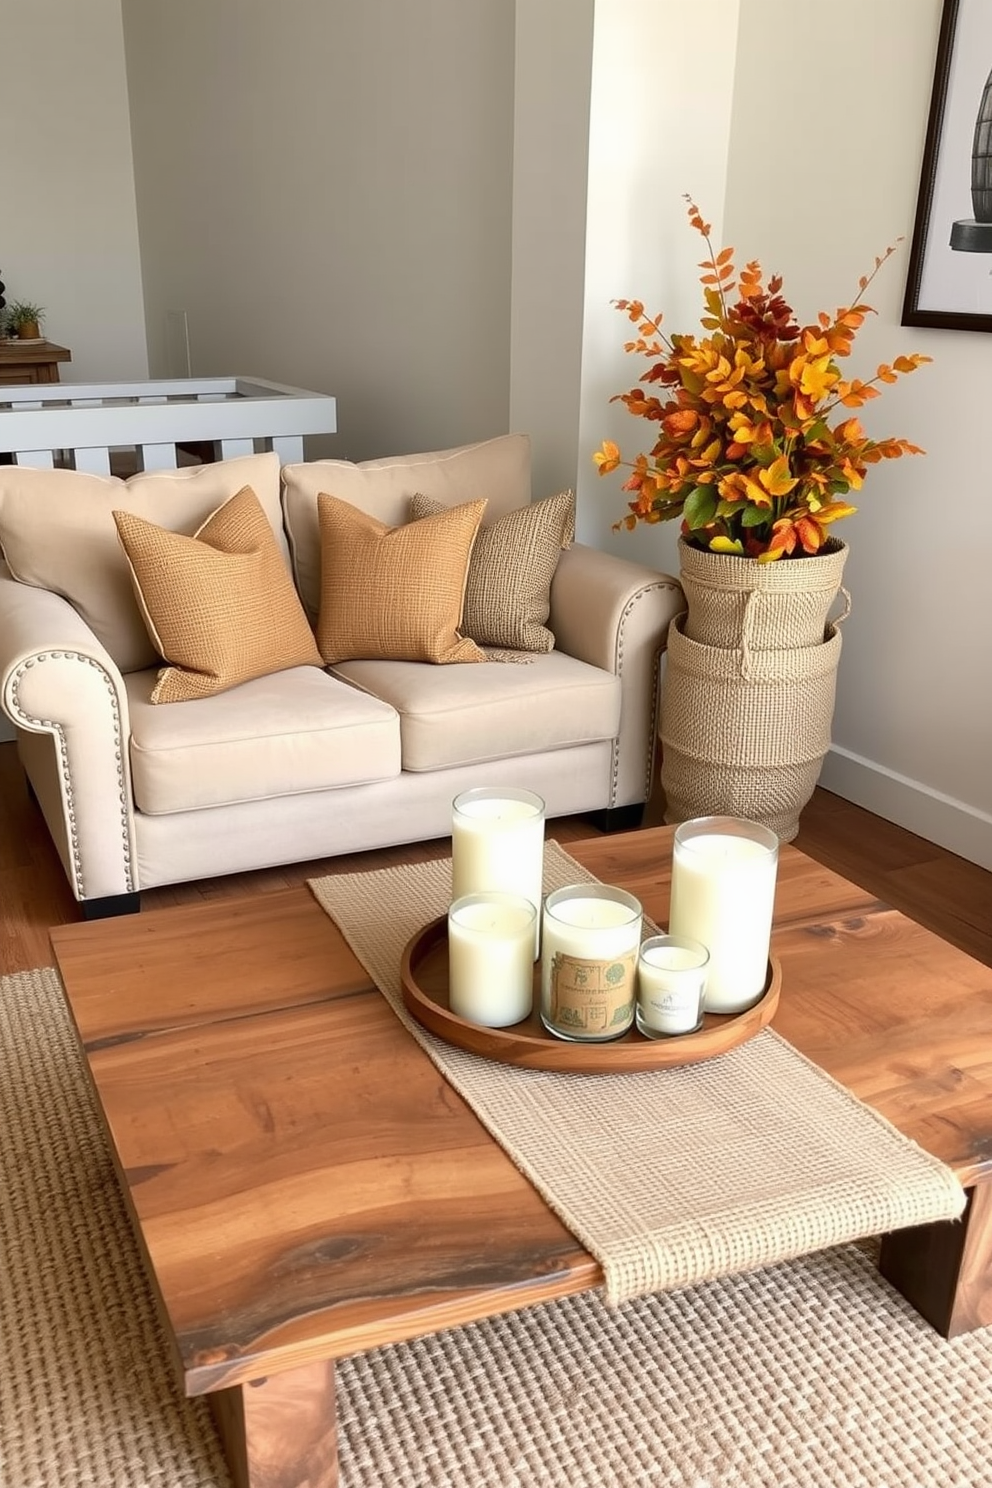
[0,433,683,916]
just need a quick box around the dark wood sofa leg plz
[588,804,645,835]
[82,892,141,920]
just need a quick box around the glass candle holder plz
[540,883,642,1042]
[636,935,709,1038]
[451,787,545,958]
[668,816,778,1015]
[448,892,537,1028]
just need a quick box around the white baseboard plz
[819,745,992,873]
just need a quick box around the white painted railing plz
[0,376,338,473]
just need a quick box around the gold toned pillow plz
[0,452,283,673]
[409,488,575,652]
[316,494,487,664]
[113,485,324,703]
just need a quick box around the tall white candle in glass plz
[448,893,537,1027]
[667,816,779,1014]
[540,883,642,1042]
[451,788,545,957]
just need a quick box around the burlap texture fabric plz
[677,535,850,651]
[3,966,990,1487]
[113,483,323,703]
[410,488,575,653]
[308,842,964,1308]
[316,493,487,664]
[660,617,843,841]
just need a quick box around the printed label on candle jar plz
[548,950,636,1037]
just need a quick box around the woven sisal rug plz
[1,965,991,1488]
[308,843,965,1305]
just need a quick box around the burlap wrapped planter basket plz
[677,537,850,652]
[660,618,843,842]
[660,539,850,842]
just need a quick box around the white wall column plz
[509,0,741,562]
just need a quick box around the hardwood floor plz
[0,739,989,974]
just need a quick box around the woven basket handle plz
[832,586,852,627]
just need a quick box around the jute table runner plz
[308,842,965,1306]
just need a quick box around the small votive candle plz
[668,816,778,1015]
[540,884,642,1042]
[636,935,709,1038]
[448,892,537,1028]
[451,787,545,957]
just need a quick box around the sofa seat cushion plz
[330,651,621,772]
[124,665,400,815]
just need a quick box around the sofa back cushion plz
[282,433,531,620]
[114,485,324,703]
[0,453,284,673]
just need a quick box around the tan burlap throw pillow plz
[409,488,575,652]
[113,485,324,703]
[316,493,487,664]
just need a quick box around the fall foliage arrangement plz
[595,199,931,561]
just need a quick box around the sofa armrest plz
[549,543,685,808]
[0,563,137,902]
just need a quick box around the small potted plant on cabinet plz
[5,301,46,340]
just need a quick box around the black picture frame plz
[902,0,992,331]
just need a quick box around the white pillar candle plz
[451,788,545,957]
[448,893,537,1027]
[540,884,642,1042]
[636,935,709,1038]
[667,816,779,1015]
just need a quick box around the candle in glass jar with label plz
[636,935,709,1037]
[540,883,642,1041]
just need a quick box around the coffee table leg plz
[208,1358,339,1488]
[879,1182,992,1338]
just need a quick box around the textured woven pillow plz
[113,485,324,703]
[409,488,575,652]
[282,434,532,619]
[0,452,283,673]
[316,494,487,665]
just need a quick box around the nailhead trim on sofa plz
[8,651,133,898]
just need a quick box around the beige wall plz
[578,0,991,868]
[508,0,596,506]
[120,0,514,461]
[0,0,148,382]
[723,0,992,865]
[576,0,741,563]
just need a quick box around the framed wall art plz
[902,0,992,331]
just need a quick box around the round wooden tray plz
[400,916,781,1073]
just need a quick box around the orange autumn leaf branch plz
[595,197,931,560]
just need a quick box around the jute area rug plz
[3,965,990,1488]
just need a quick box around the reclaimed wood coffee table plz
[50,826,992,1488]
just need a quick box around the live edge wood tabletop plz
[46,825,992,1487]
[49,825,992,1346]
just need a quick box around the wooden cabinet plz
[0,341,72,385]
